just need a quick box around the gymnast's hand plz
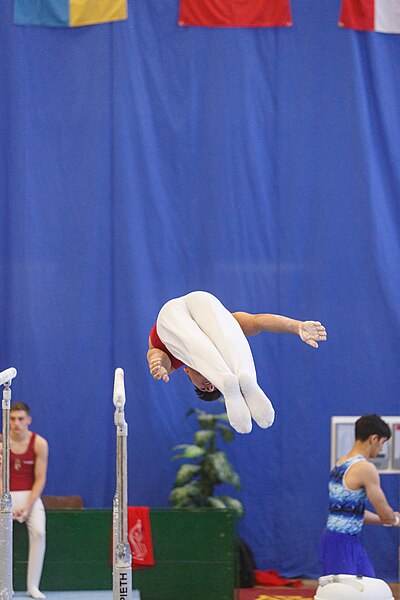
[299,321,327,348]
[149,357,170,382]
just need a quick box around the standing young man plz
[0,402,48,599]
[319,414,400,577]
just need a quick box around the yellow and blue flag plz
[14,0,128,28]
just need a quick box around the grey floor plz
[13,592,141,600]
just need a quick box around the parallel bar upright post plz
[0,368,17,600]
[112,368,132,600]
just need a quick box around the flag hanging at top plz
[339,0,400,33]
[178,0,292,28]
[14,0,128,28]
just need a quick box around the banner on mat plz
[178,0,292,28]
[14,0,128,28]
[339,0,400,33]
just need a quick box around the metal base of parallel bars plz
[0,499,13,600]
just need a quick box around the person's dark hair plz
[355,414,391,441]
[10,401,30,415]
[194,386,222,401]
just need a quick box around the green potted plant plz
[169,407,243,517]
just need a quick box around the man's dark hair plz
[355,414,391,441]
[10,401,30,415]
[194,386,222,402]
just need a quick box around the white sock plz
[27,588,46,599]
[222,374,252,434]
[238,374,275,428]
[242,388,275,428]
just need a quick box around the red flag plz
[339,0,400,33]
[111,506,155,570]
[178,0,292,28]
[128,507,155,569]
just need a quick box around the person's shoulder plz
[33,433,49,451]
[351,458,377,482]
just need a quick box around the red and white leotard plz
[10,432,36,491]
[10,431,46,595]
[154,292,275,434]
[149,322,185,370]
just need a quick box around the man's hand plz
[13,506,31,523]
[149,357,169,382]
[299,321,327,348]
[394,511,400,526]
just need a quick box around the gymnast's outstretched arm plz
[231,312,327,348]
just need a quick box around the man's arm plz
[232,312,327,348]
[147,337,174,382]
[360,462,399,526]
[364,508,400,525]
[13,435,48,522]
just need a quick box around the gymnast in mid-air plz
[147,291,327,433]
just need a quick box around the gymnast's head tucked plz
[193,387,222,401]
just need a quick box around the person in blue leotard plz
[319,414,400,576]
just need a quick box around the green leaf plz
[169,483,201,505]
[185,408,199,418]
[206,452,241,488]
[172,444,191,451]
[214,412,230,423]
[217,424,235,443]
[197,413,217,429]
[219,496,244,518]
[206,497,227,509]
[172,444,206,460]
[194,430,216,447]
[201,457,220,485]
[170,496,197,508]
[174,464,201,486]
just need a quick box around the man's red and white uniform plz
[11,432,46,596]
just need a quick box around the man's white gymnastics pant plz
[157,291,275,433]
[11,491,46,596]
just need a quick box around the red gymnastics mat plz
[239,587,317,600]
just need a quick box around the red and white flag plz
[128,507,155,569]
[178,0,292,28]
[339,0,400,33]
[111,506,155,570]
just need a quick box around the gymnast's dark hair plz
[194,386,222,401]
[355,414,391,441]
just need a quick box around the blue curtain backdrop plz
[1,0,399,581]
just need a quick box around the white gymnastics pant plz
[157,291,275,433]
[11,491,46,594]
